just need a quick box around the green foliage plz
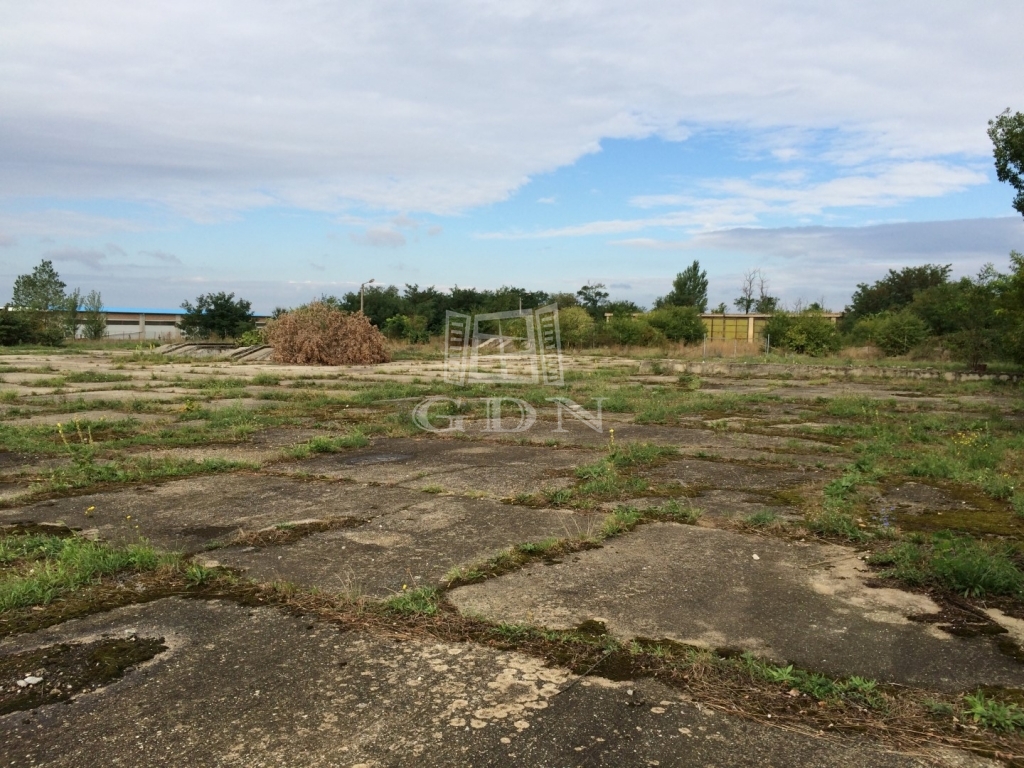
[184,562,217,587]
[81,290,107,340]
[871,310,929,356]
[649,499,702,524]
[1002,251,1024,365]
[382,586,440,615]
[963,690,1024,732]
[557,306,595,348]
[9,260,70,345]
[238,328,264,346]
[768,311,841,356]
[646,305,706,343]
[11,260,66,312]
[605,315,662,346]
[805,506,867,541]
[744,510,779,527]
[870,533,1024,597]
[988,108,1024,218]
[0,306,33,346]
[0,534,169,612]
[178,292,255,340]
[656,260,709,312]
[742,654,883,708]
[576,283,610,319]
[844,264,951,326]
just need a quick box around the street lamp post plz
[360,278,375,314]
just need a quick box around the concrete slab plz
[0,598,948,767]
[2,410,167,427]
[449,523,1024,691]
[286,437,590,498]
[212,496,586,597]
[0,475,422,552]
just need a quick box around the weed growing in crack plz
[963,691,1024,731]
[744,510,779,528]
[382,587,441,615]
[286,429,369,459]
[869,532,1024,597]
[0,534,176,612]
[184,562,217,587]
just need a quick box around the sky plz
[1,1,1023,313]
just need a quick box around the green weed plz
[382,587,440,615]
[963,691,1024,732]
[0,535,173,611]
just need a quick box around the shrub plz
[605,315,663,346]
[761,312,792,349]
[646,306,705,343]
[557,306,595,348]
[771,311,841,357]
[872,310,929,356]
[0,306,34,346]
[265,302,391,365]
[178,291,255,340]
[238,329,265,346]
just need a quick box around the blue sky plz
[1,2,1023,313]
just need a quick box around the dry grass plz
[266,303,391,366]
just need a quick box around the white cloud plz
[350,227,406,248]
[44,247,107,269]
[615,217,1024,309]
[537,197,556,205]
[483,160,989,239]
[0,233,15,247]
[0,2,1020,216]
[140,250,183,265]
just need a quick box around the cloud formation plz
[1,2,1021,217]
[140,250,183,265]
[616,217,1024,309]
[44,247,107,269]
[350,227,406,248]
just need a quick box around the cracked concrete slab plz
[0,598,960,768]
[284,438,592,498]
[0,475,421,552]
[210,496,589,597]
[449,523,1024,691]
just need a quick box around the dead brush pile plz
[265,302,391,365]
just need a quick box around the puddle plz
[0,635,166,716]
[343,453,413,466]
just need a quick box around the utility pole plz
[360,278,375,314]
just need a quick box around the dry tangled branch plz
[265,302,391,365]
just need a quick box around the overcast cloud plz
[1,2,1021,217]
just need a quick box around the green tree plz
[576,283,610,319]
[1002,251,1024,364]
[988,109,1024,217]
[81,290,107,341]
[556,306,595,349]
[843,264,951,327]
[872,310,929,356]
[764,311,840,357]
[11,259,66,310]
[647,305,706,343]
[178,292,255,340]
[657,260,708,311]
[0,306,33,346]
[62,288,81,340]
[10,259,68,345]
